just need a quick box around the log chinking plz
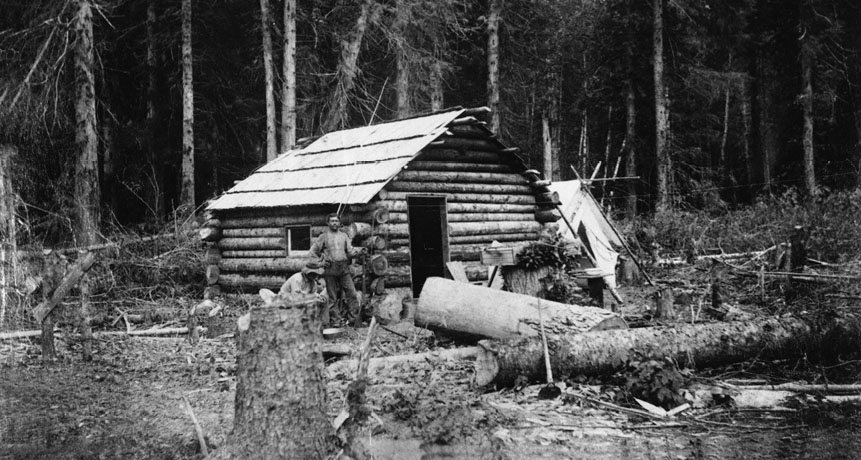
[474,314,861,387]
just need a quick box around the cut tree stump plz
[208,292,335,459]
[474,314,861,387]
[416,277,626,341]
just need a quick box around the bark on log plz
[217,237,286,251]
[373,200,536,214]
[386,181,533,195]
[221,250,287,258]
[219,214,330,229]
[396,170,526,185]
[221,257,317,273]
[223,227,284,238]
[502,266,553,297]
[219,273,286,290]
[344,222,372,240]
[429,137,501,152]
[653,287,675,320]
[535,191,561,205]
[377,190,536,205]
[327,346,483,379]
[388,234,537,249]
[199,226,222,242]
[33,252,97,323]
[361,236,387,251]
[418,148,503,162]
[473,315,861,387]
[209,293,334,459]
[416,277,626,341]
[407,161,513,173]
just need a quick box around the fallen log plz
[474,315,861,387]
[33,252,97,323]
[733,383,861,394]
[326,346,483,379]
[416,277,626,341]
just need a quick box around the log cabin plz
[201,107,562,305]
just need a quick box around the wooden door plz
[407,195,449,298]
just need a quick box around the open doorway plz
[407,195,450,298]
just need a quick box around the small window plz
[285,225,311,256]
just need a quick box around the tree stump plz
[209,293,335,459]
[502,266,553,298]
[653,287,675,320]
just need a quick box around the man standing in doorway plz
[310,213,366,325]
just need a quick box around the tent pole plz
[570,166,654,287]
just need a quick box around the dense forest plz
[2,0,861,246]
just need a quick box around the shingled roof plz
[207,108,468,211]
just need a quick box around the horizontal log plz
[473,315,861,387]
[417,277,626,341]
[384,265,490,289]
[406,161,513,173]
[369,254,388,276]
[395,170,527,185]
[535,191,561,205]
[218,207,383,229]
[417,149,504,163]
[377,191,536,205]
[223,227,284,238]
[220,257,317,273]
[217,237,285,251]
[381,249,482,264]
[430,137,501,152]
[221,250,286,258]
[386,212,536,224]
[373,200,537,214]
[385,181,533,195]
[219,273,285,291]
[447,124,489,139]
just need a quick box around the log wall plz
[203,119,557,295]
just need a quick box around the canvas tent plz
[549,180,624,289]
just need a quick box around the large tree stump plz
[209,292,335,459]
[501,266,552,297]
[416,277,626,341]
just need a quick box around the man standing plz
[310,213,365,325]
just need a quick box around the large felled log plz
[473,315,861,387]
[416,277,626,341]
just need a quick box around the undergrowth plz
[621,189,861,262]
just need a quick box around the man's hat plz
[302,262,325,276]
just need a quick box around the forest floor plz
[2,261,861,460]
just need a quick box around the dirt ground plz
[2,269,861,460]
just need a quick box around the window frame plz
[284,225,312,256]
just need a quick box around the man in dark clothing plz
[310,213,365,325]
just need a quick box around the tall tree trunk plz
[281,0,296,149]
[602,105,613,197]
[653,0,671,211]
[0,146,17,329]
[209,294,335,459]
[487,0,503,134]
[719,85,732,202]
[741,74,753,198]
[146,0,163,222]
[624,44,638,217]
[323,0,375,132]
[430,58,444,111]
[542,112,552,180]
[800,21,816,196]
[74,0,99,361]
[260,0,277,162]
[180,0,195,212]
[394,0,411,118]
[101,120,117,215]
